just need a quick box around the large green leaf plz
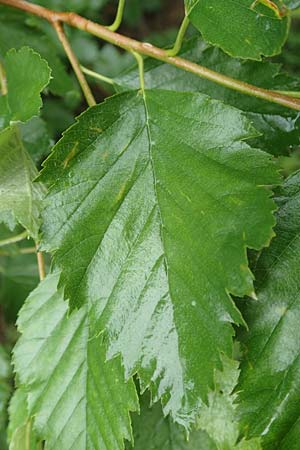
[185,0,289,60]
[0,126,46,239]
[40,89,279,427]
[115,37,300,155]
[0,47,51,126]
[237,171,300,449]
[13,272,138,450]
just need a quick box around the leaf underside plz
[39,89,279,428]
[0,126,45,239]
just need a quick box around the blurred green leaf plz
[8,388,41,450]
[1,47,51,126]
[128,394,217,450]
[18,117,53,165]
[0,345,11,450]
[0,248,39,323]
[0,126,46,239]
[0,7,75,97]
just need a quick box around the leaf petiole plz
[131,51,145,91]
[107,0,126,32]
[80,65,115,85]
[0,61,7,95]
[167,15,190,57]
[0,230,28,247]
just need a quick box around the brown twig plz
[0,0,299,110]
[52,21,96,107]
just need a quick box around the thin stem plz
[36,245,46,280]
[107,0,125,32]
[0,61,7,95]
[81,65,115,85]
[0,230,28,247]
[0,246,36,256]
[52,21,96,107]
[0,0,300,111]
[275,90,300,98]
[131,51,145,91]
[25,418,32,450]
[167,15,190,57]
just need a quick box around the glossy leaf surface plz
[238,172,300,449]
[115,38,300,155]
[185,0,289,60]
[40,89,279,427]
[13,272,138,450]
[0,345,11,450]
[0,126,45,239]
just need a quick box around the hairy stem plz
[53,21,96,107]
[0,0,300,110]
[107,0,125,32]
[0,230,28,247]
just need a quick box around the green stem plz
[131,51,145,91]
[275,90,300,98]
[0,230,28,247]
[36,244,46,280]
[107,0,125,32]
[25,418,32,450]
[80,65,115,85]
[0,246,36,256]
[0,61,7,95]
[167,15,190,57]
